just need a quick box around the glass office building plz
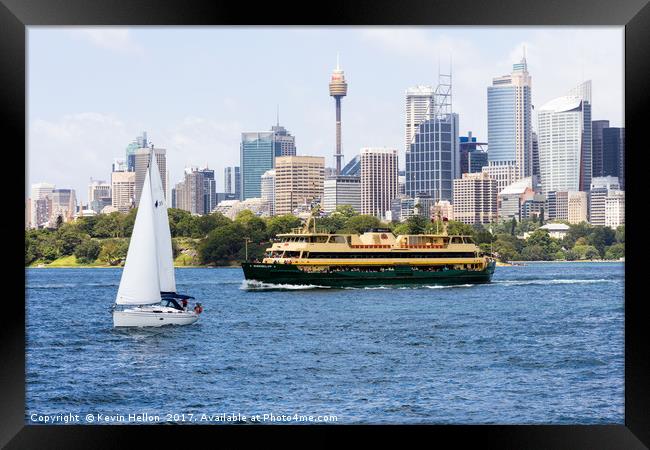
[405,113,459,202]
[241,132,274,200]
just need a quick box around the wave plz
[493,278,619,286]
[240,280,331,291]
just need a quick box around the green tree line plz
[25,206,624,266]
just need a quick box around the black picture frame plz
[4,0,648,447]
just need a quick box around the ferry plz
[242,214,496,287]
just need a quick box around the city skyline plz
[27,27,623,203]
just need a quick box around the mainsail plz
[115,159,161,305]
[149,151,177,293]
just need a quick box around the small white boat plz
[113,148,201,327]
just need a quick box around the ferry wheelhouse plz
[241,215,496,287]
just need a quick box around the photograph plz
[22,25,629,429]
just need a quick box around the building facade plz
[274,156,325,216]
[30,182,55,228]
[497,177,534,221]
[134,147,167,206]
[602,127,625,190]
[87,179,111,214]
[224,166,241,199]
[487,55,532,180]
[537,81,592,194]
[605,190,625,229]
[567,191,588,224]
[260,169,276,217]
[589,176,621,226]
[111,171,136,213]
[271,124,297,157]
[174,168,206,215]
[241,132,274,200]
[360,148,399,219]
[459,131,488,175]
[452,172,498,225]
[405,85,434,153]
[323,175,361,214]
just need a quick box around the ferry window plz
[451,237,462,244]
[463,237,475,244]
[330,236,346,244]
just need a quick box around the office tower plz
[224,166,241,199]
[497,177,534,221]
[398,173,406,196]
[174,168,206,215]
[30,182,55,228]
[531,131,539,178]
[390,194,436,223]
[520,193,547,220]
[589,176,621,226]
[112,158,127,172]
[50,189,77,223]
[329,54,348,175]
[567,191,588,224]
[125,131,147,172]
[197,167,216,213]
[405,73,459,202]
[111,171,136,213]
[459,131,488,175]
[87,179,112,214]
[271,121,297,157]
[360,148,398,219]
[274,156,325,216]
[481,163,518,193]
[405,85,434,153]
[260,169,276,216]
[340,155,361,176]
[537,81,592,194]
[487,54,533,180]
[602,127,625,189]
[241,132,274,200]
[323,176,361,213]
[605,190,625,229]
[134,147,167,206]
[591,120,610,179]
[452,172,498,225]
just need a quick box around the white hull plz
[113,306,199,328]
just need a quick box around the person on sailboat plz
[181,298,188,310]
[194,303,203,314]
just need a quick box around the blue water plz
[26,263,624,424]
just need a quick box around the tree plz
[168,208,193,237]
[266,214,301,237]
[195,212,231,237]
[55,215,64,229]
[539,207,545,225]
[332,204,359,220]
[572,244,600,260]
[121,208,138,237]
[99,239,129,266]
[510,217,517,236]
[341,215,381,234]
[92,212,124,238]
[587,226,616,258]
[74,239,101,263]
[235,210,267,242]
[445,220,474,236]
[521,245,547,261]
[563,222,592,248]
[199,223,246,264]
[55,224,85,256]
[604,243,625,260]
[405,214,428,234]
[615,225,625,244]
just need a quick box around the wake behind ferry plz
[242,214,496,288]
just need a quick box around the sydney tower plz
[329,55,348,175]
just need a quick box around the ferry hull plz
[242,261,496,287]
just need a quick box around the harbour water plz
[26,263,624,424]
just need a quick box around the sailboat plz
[113,148,201,327]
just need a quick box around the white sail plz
[150,150,177,293]
[115,163,161,305]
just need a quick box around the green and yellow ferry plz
[242,215,496,287]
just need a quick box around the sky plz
[27,26,624,204]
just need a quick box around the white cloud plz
[68,28,143,55]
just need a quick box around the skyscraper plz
[537,81,592,194]
[271,121,297,157]
[459,131,488,175]
[111,171,135,213]
[589,176,621,226]
[50,189,77,223]
[125,131,147,172]
[487,54,532,180]
[274,156,324,216]
[360,148,398,219]
[224,166,241,199]
[260,169,276,216]
[405,85,434,153]
[30,182,55,228]
[87,179,111,213]
[452,172,498,225]
[175,168,206,215]
[323,176,361,214]
[241,132,274,200]
[198,167,216,213]
[329,54,348,175]
[134,147,167,206]
[591,120,610,179]
[602,127,625,189]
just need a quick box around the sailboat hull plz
[113,307,199,327]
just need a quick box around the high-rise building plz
[532,131,539,178]
[271,122,297,157]
[274,156,325,215]
[323,175,361,214]
[537,81,592,194]
[591,120,610,180]
[197,167,216,213]
[360,148,398,219]
[390,193,436,223]
[589,176,621,226]
[87,179,112,214]
[481,163,518,193]
[30,182,55,228]
[405,114,459,202]
[405,85,434,153]
[224,166,241,199]
[111,171,136,213]
[125,131,147,172]
[487,54,533,180]
[174,168,206,215]
[497,177,535,221]
[546,191,568,221]
[602,127,625,190]
[340,155,361,176]
[329,54,348,175]
[567,191,588,224]
[50,189,77,223]
[260,169,276,217]
[452,172,498,225]
[112,158,128,172]
[459,131,488,175]
[605,190,625,229]
[134,147,167,206]
[241,132,274,200]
